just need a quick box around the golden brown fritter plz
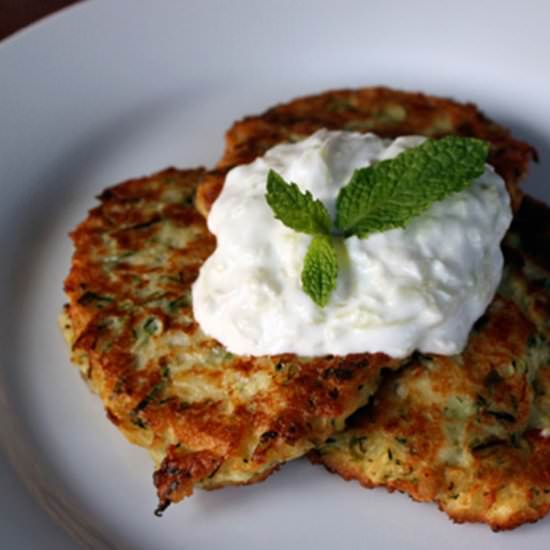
[311,196,550,531]
[61,168,404,514]
[196,86,535,217]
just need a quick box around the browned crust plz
[196,86,536,217]
[153,448,224,515]
[65,167,208,338]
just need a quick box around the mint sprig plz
[335,136,489,237]
[265,169,337,307]
[265,136,488,307]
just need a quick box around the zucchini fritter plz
[196,86,535,217]
[312,196,550,530]
[61,168,403,514]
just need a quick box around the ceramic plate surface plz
[0,0,549,548]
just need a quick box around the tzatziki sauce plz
[192,130,512,358]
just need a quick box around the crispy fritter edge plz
[196,86,536,217]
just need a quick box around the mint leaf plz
[335,136,489,237]
[266,170,332,235]
[301,235,338,307]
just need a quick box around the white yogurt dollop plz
[192,130,512,358]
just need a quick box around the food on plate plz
[311,196,550,530]
[61,86,540,520]
[60,167,404,515]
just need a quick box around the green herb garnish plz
[266,170,331,235]
[265,136,489,307]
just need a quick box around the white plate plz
[1,0,549,548]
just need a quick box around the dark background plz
[0,0,80,40]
